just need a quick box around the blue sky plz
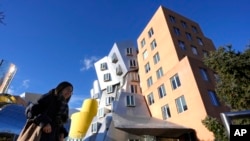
[0,0,249,109]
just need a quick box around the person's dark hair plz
[55,81,73,102]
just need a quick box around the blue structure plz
[0,104,26,135]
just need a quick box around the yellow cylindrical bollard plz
[69,98,98,138]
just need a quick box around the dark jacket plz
[29,90,69,141]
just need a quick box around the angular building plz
[136,6,229,140]
[68,5,230,141]
[71,41,196,141]
[82,41,145,141]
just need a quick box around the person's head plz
[55,81,73,102]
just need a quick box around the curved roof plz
[113,113,193,138]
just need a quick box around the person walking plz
[17,81,73,141]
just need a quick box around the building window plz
[170,74,181,90]
[91,122,99,133]
[100,62,108,71]
[129,59,137,68]
[162,104,171,120]
[126,48,133,56]
[181,21,187,28]
[130,72,139,81]
[145,62,151,73]
[104,73,111,81]
[150,39,157,50]
[141,38,146,48]
[107,85,113,94]
[186,32,192,40]
[192,25,198,33]
[200,68,209,81]
[153,52,160,64]
[112,53,118,63]
[173,27,181,36]
[197,37,203,46]
[147,76,153,87]
[158,84,166,98]
[178,40,186,50]
[148,27,154,38]
[169,15,176,23]
[106,97,114,106]
[208,90,220,106]
[175,95,188,113]
[126,95,135,107]
[143,50,148,60]
[116,65,123,75]
[191,46,198,55]
[130,85,138,94]
[203,50,208,57]
[97,108,105,118]
[147,93,154,105]
[156,67,164,79]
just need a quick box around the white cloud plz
[22,79,30,89]
[5,79,30,95]
[7,86,15,94]
[80,56,98,71]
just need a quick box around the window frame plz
[126,48,133,56]
[106,96,114,106]
[104,73,111,82]
[91,122,99,133]
[107,85,113,94]
[148,27,154,38]
[175,95,188,113]
[181,21,187,28]
[169,15,176,23]
[97,108,105,118]
[141,38,146,48]
[200,68,209,81]
[170,74,181,90]
[147,93,155,105]
[112,53,118,63]
[158,84,166,98]
[147,76,153,87]
[130,72,139,81]
[208,90,220,106]
[129,59,137,68]
[156,67,163,79]
[116,65,123,75]
[162,104,171,120]
[191,45,198,55]
[130,84,138,94]
[145,62,151,73]
[143,50,148,60]
[126,95,136,107]
[186,32,192,41]
[150,39,157,50]
[192,25,198,33]
[153,52,160,64]
[173,27,181,36]
[178,40,186,50]
[197,37,203,46]
[100,62,108,71]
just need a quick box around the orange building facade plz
[137,6,229,140]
